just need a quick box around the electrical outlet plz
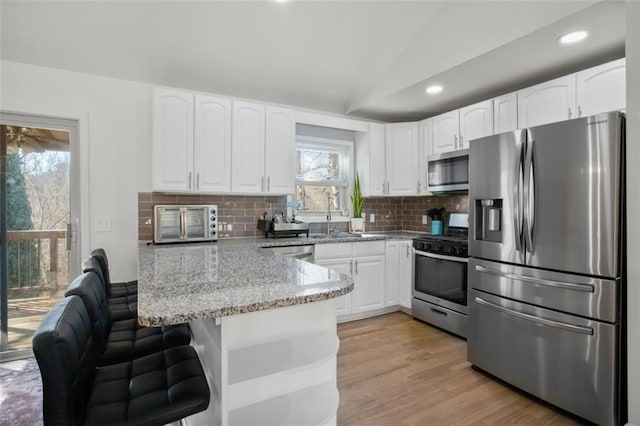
[93,216,111,232]
[422,215,428,225]
[370,214,375,223]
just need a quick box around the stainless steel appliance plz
[154,205,218,243]
[467,111,625,426]
[412,213,469,338]
[263,244,314,263]
[427,149,469,193]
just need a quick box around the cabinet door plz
[152,89,193,192]
[265,107,296,194]
[231,101,266,193]
[517,75,576,128]
[576,58,626,117]
[194,95,232,193]
[493,92,518,134]
[315,258,353,317]
[459,100,493,147]
[431,110,460,154]
[356,122,386,197]
[352,255,386,313]
[385,241,399,307]
[385,122,419,195]
[398,241,413,309]
[418,118,432,194]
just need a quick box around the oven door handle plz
[415,250,468,263]
[474,297,593,335]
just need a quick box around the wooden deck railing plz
[6,229,67,288]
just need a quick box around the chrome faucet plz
[326,192,332,236]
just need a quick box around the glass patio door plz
[0,114,80,360]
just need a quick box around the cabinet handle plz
[454,134,458,149]
[578,106,583,117]
[568,107,573,118]
[196,173,200,190]
[188,172,192,190]
[386,181,390,194]
[459,134,463,147]
[261,176,265,192]
[350,259,353,275]
[267,176,271,192]
[354,259,358,275]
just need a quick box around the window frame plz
[295,135,354,216]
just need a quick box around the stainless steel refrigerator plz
[467,111,625,426]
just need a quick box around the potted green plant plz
[426,207,446,235]
[350,173,365,232]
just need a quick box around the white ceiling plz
[0,1,626,122]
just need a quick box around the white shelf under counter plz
[186,299,339,426]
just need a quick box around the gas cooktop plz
[413,233,469,257]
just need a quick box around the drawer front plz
[314,243,352,260]
[412,298,467,338]
[468,290,618,426]
[352,240,385,257]
[469,258,618,323]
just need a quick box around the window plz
[295,137,352,214]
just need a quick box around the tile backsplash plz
[361,194,469,233]
[138,192,284,240]
[138,192,468,240]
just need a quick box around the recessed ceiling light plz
[559,31,588,45]
[425,85,443,95]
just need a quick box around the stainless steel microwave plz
[154,205,218,244]
[427,149,469,193]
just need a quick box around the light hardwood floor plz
[336,312,585,426]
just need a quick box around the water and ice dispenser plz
[474,199,502,242]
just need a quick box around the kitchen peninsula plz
[137,240,354,426]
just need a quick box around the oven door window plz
[415,255,467,306]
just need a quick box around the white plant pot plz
[350,217,364,232]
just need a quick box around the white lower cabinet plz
[315,241,386,321]
[397,241,413,309]
[385,241,399,306]
[314,258,353,317]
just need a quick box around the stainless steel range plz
[412,213,469,338]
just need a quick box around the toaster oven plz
[154,205,218,243]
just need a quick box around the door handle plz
[350,259,353,275]
[65,222,72,251]
[514,131,525,257]
[196,172,200,190]
[475,297,593,335]
[523,133,535,254]
[354,259,358,274]
[454,134,458,149]
[188,172,192,190]
[180,210,186,239]
[431,307,448,316]
[459,134,464,147]
[474,264,594,292]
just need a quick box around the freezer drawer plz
[468,289,618,426]
[469,258,619,323]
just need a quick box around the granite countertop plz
[258,230,428,247]
[137,239,354,326]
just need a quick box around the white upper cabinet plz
[417,118,432,194]
[459,100,493,147]
[576,58,626,117]
[355,123,386,197]
[385,122,419,195]
[231,101,266,194]
[152,89,194,192]
[194,95,232,193]
[517,75,576,128]
[493,92,518,134]
[265,107,296,194]
[431,110,460,154]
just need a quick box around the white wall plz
[626,2,640,424]
[0,60,153,281]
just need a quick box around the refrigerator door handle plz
[524,132,535,254]
[474,297,594,335]
[474,265,595,293]
[514,132,525,258]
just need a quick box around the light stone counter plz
[137,239,353,327]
